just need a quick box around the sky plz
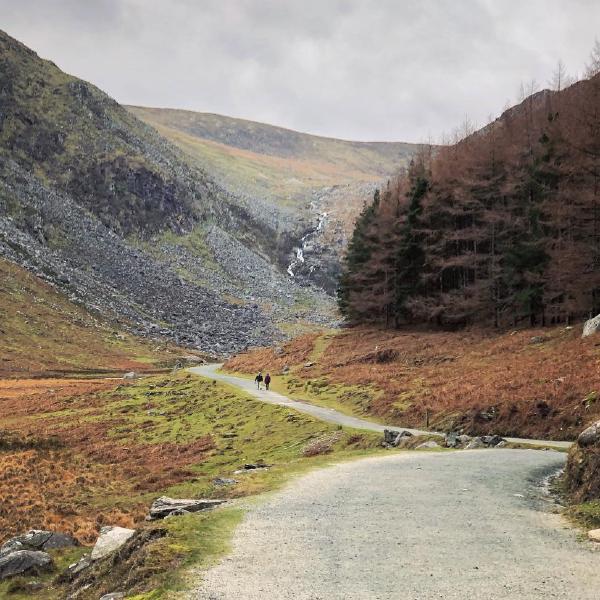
[1,0,598,142]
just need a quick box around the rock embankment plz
[565,418,600,502]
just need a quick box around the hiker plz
[264,373,271,391]
[255,371,264,390]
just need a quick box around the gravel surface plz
[192,450,599,600]
[190,364,572,449]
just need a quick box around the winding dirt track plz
[188,366,597,599]
[190,364,572,448]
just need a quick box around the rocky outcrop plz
[565,418,600,502]
[91,527,136,561]
[147,496,225,520]
[0,550,53,579]
[0,530,78,556]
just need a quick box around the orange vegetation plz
[226,325,600,441]
[0,378,214,544]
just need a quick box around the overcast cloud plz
[1,0,598,141]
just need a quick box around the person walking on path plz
[255,371,264,390]
[264,373,271,391]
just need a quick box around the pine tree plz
[337,189,381,319]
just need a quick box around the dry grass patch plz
[226,325,600,440]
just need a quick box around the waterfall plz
[287,211,327,278]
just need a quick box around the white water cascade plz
[287,209,327,278]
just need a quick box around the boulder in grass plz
[147,496,226,520]
[123,371,138,380]
[416,441,440,449]
[578,420,600,447]
[445,432,459,448]
[0,530,78,557]
[481,435,506,447]
[91,526,135,561]
[466,437,486,449]
[0,550,53,579]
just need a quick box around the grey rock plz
[578,420,600,447]
[383,429,401,444]
[481,435,506,447]
[213,477,238,486]
[99,594,125,600]
[148,496,226,520]
[123,371,138,380]
[0,530,78,556]
[0,550,54,579]
[63,555,92,579]
[445,432,459,448]
[416,441,440,449]
[164,508,191,519]
[466,437,486,449]
[383,429,413,447]
[582,314,600,338]
[529,335,546,344]
[91,526,135,561]
[393,431,413,446]
[457,434,472,444]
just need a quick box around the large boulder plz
[383,429,413,447]
[416,441,440,449]
[578,420,600,447]
[445,432,459,448]
[147,496,225,520]
[0,530,78,556]
[0,550,54,579]
[466,437,486,449]
[481,435,506,447]
[582,314,600,338]
[91,526,135,561]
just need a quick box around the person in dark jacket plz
[255,372,264,390]
[264,373,271,390]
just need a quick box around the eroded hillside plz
[0,30,337,352]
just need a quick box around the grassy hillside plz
[225,325,600,441]
[127,106,418,207]
[0,258,176,377]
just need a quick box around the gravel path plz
[192,450,599,600]
[190,364,572,448]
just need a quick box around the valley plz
[2,17,600,600]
